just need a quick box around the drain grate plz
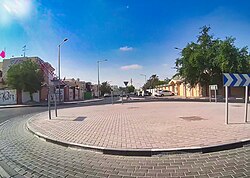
[231,105,243,107]
[127,107,139,109]
[179,116,205,121]
[73,117,87,121]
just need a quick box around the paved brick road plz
[0,115,250,177]
[28,102,250,150]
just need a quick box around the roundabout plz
[27,101,250,155]
[0,103,249,177]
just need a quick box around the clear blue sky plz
[0,0,250,87]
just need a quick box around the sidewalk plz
[27,101,250,155]
[0,98,103,109]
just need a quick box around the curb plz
[0,99,103,110]
[26,115,250,157]
[0,104,46,109]
[1,97,247,109]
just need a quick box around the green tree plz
[164,77,171,84]
[127,85,135,93]
[156,78,170,86]
[7,60,44,101]
[143,74,160,90]
[142,75,169,89]
[175,26,250,92]
[99,81,111,96]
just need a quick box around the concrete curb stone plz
[26,113,250,157]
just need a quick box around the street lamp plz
[97,59,108,98]
[140,74,147,95]
[58,38,68,103]
[140,74,146,84]
[140,74,146,83]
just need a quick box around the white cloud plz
[119,46,133,51]
[120,64,142,71]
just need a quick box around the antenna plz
[22,45,28,57]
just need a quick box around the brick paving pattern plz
[28,102,250,149]
[0,115,249,177]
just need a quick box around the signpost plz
[111,89,114,105]
[121,81,129,104]
[51,79,60,118]
[124,81,128,87]
[209,85,218,102]
[223,73,250,124]
[48,86,52,120]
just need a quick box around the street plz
[1,1,250,177]
[0,101,250,178]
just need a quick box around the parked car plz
[144,91,152,96]
[138,91,151,96]
[155,90,174,97]
[104,93,111,97]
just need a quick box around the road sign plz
[124,81,128,86]
[209,85,218,103]
[223,73,250,87]
[209,85,218,90]
[223,73,249,124]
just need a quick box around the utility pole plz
[58,38,68,104]
[97,59,108,98]
[22,45,27,57]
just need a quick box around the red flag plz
[0,51,5,58]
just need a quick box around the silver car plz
[155,90,174,97]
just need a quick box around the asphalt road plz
[0,106,47,124]
[0,99,249,178]
[0,97,118,124]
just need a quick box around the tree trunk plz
[29,92,33,101]
[17,90,22,104]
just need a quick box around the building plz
[156,75,248,98]
[63,78,86,101]
[155,76,206,98]
[0,57,55,104]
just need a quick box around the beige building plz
[156,75,247,98]
[156,76,203,98]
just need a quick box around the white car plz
[155,90,174,97]
[104,93,111,97]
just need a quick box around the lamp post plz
[58,38,68,104]
[97,59,108,98]
[108,81,114,105]
[140,74,146,84]
[140,74,147,94]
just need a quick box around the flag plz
[0,50,5,58]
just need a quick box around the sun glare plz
[0,0,32,25]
